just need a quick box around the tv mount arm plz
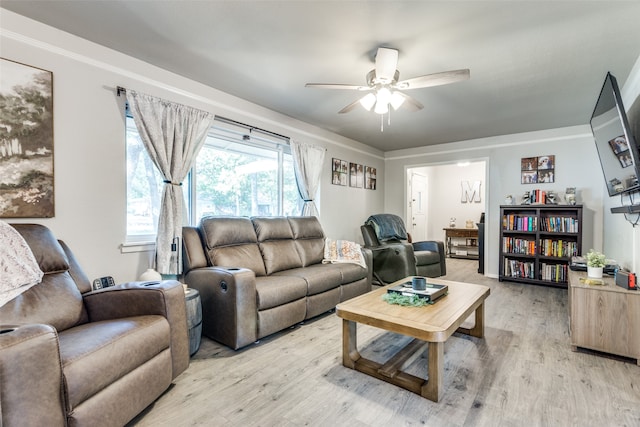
[610,191,640,226]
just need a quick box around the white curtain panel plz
[290,139,325,217]
[126,90,213,274]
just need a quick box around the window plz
[125,116,300,243]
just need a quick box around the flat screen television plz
[590,72,640,196]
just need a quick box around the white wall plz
[385,126,605,277]
[408,161,486,241]
[0,10,384,282]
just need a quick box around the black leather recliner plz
[361,214,446,284]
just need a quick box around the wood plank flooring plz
[128,259,640,426]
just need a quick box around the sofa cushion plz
[329,262,368,284]
[199,217,266,276]
[255,276,307,311]
[259,240,303,275]
[253,217,303,274]
[11,223,69,274]
[415,250,440,266]
[288,217,325,266]
[58,315,169,411]
[0,272,87,332]
[273,264,341,296]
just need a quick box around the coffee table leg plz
[421,341,443,402]
[342,319,360,368]
[469,301,485,338]
[456,301,485,338]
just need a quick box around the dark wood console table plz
[443,227,479,259]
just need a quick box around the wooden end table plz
[335,277,490,402]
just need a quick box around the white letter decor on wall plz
[461,180,482,203]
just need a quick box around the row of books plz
[502,214,579,233]
[540,263,569,283]
[503,238,578,256]
[539,239,578,257]
[502,215,537,231]
[502,237,536,255]
[539,216,579,233]
[503,259,535,279]
[503,259,569,283]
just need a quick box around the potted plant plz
[586,249,606,278]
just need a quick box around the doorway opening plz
[406,159,488,272]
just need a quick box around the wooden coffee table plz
[335,277,490,402]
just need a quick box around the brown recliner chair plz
[361,214,446,284]
[0,224,190,427]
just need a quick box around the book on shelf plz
[388,282,448,302]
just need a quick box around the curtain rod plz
[117,86,290,142]
[214,116,290,142]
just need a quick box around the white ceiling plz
[3,1,640,151]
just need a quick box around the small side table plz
[184,288,202,356]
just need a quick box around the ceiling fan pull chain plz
[380,114,384,132]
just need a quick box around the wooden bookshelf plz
[499,205,582,288]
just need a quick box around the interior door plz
[409,172,428,241]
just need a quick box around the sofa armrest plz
[0,324,66,427]
[184,267,257,350]
[412,240,446,276]
[360,247,374,286]
[83,280,189,379]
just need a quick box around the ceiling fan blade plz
[305,83,368,90]
[395,92,424,112]
[375,47,399,82]
[395,69,470,90]
[338,98,364,114]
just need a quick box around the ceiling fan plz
[305,47,470,118]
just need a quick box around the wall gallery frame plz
[331,158,376,190]
[0,58,54,218]
[521,155,555,184]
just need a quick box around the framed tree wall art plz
[0,58,54,217]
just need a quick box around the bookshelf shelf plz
[499,205,583,288]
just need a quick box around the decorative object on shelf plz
[0,58,54,218]
[546,191,558,204]
[565,187,577,205]
[465,220,475,228]
[586,249,606,279]
[504,195,514,205]
[521,155,555,184]
[139,268,162,281]
[449,217,456,227]
[521,191,531,205]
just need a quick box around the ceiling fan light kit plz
[305,47,470,131]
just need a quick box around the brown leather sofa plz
[0,224,190,427]
[182,216,372,350]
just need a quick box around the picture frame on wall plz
[331,158,348,186]
[365,166,376,190]
[521,155,555,184]
[0,58,54,218]
[349,162,364,188]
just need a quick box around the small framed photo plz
[609,135,629,155]
[521,155,555,184]
[365,166,377,190]
[349,162,364,188]
[331,158,348,186]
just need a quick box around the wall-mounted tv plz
[590,72,640,197]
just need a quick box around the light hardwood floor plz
[129,259,640,426]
